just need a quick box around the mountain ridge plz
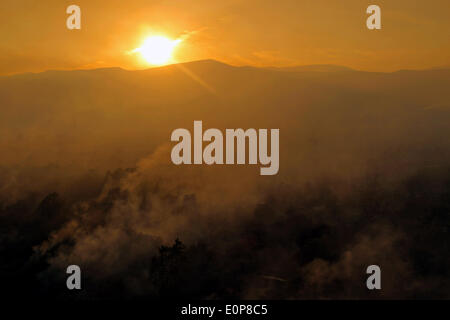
[3,59,449,78]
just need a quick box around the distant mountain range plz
[265,64,355,73]
[1,59,449,180]
[6,59,449,78]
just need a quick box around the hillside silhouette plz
[1,60,449,177]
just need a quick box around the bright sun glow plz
[134,36,181,65]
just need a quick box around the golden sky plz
[0,0,449,75]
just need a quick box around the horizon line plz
[1,59,449,77]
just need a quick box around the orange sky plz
[0,0,449,75]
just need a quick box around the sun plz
[134,36,182,66]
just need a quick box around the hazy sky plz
[1,0,449,74]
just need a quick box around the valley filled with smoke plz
[1,61,449,299]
